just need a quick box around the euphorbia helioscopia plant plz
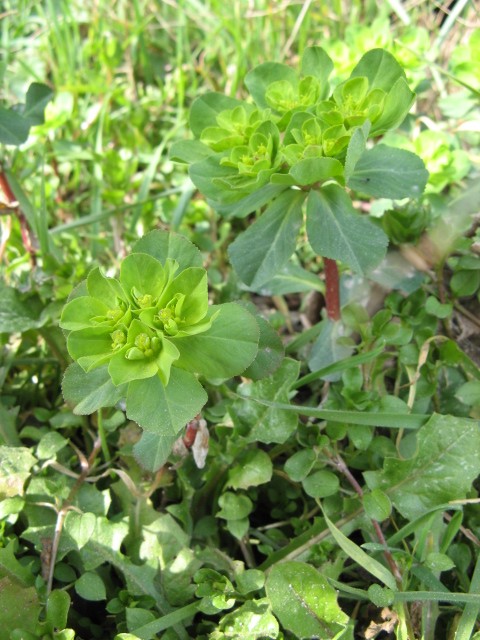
[60,230,260,469]
[172,47,429,320]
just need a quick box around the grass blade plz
[454,554,480,640]
[324,514,397,590]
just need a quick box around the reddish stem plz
[0,170,37,264]
[324,257,340,321]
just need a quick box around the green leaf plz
[344,121,370,181]
[80,516,129,572]
[242,314,284,380]
[0,405,21,446]
[217,492,253,520]
[126,609,156,634]
[245,62,298,110]
[289,157,344,186]
[307,185,388,275]
[364,414,480,520]
[301,46,333,98]
[308,320,354,381]
[189,93,247,137]
[347,145,428,199]
[189,154,243,204]
[23,82,54,126]
[258,262,324,295]
[349,50,415,135]
[119,253,169,303]
[0,106,30,145]
[324,515,397,590]
[62,363,126,415]
[266,561,348,639]
[368,584,395,607]
[158,267,208,326]
[425,552,455,572]
[232,358,300,444]
[451,269,480,296]
[75,572,107,601]
[214,599,279,639]
[228,190,305,289]
[36,432,68,460]
[0,577,41,637]
[215,183,287,219]
[64,512,97,550]
[226,449,273,490]
[373,78,416,134]
[170,139,213,164]
[133,229,203,271]
[226,517,249,540]
[67,326,114,372]
[350,48,408,93]
[363,489,392,521]
[86,267,126,307]
[60,295,112,331]
[45,589,71,632]
[0,446,36,498]
[285,450,317,482]
[133,431,177,472]
[173,303,259,379]
[425,296,453,319]
[455,380,480,406]
[0,540,35,586]
[235,570,265,595]
[126,369,207,436]
[302,470,339,498]
[0,281,44,332]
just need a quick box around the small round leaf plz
[302,470,339,498]
[363,489,392,521]
[75,572,106,601]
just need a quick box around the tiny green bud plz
[107,308,124,322]
[157,308,174,324]
[125,346,145,360]
[110,329,126,351]
[134,333,151,351]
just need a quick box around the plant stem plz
[331,452,404,585]
[0,169,37,264]
[97,408,110,462]
[46,436,102,595]
[324,257,341,321]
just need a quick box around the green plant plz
[1,5,480,640]
[59,229,260,469]
[172,47,428,321]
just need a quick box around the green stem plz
[97,408,110,462]
[132,601,199,637]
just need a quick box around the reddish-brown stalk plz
[324,257,341,321]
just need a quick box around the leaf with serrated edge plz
[126,369,207,436]
[347,145,428,199]
[232,358,300,444]
[133,229,203,271]
[228,190,305,288]
[364,414,480,521]
[307,185,388,275]
[62,363,126,415]
[266,561,348,639]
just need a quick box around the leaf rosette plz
[172,46,419,208]
[60,231,260,469]
[171,47,428,292]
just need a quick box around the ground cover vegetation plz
[0,1,479,638]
